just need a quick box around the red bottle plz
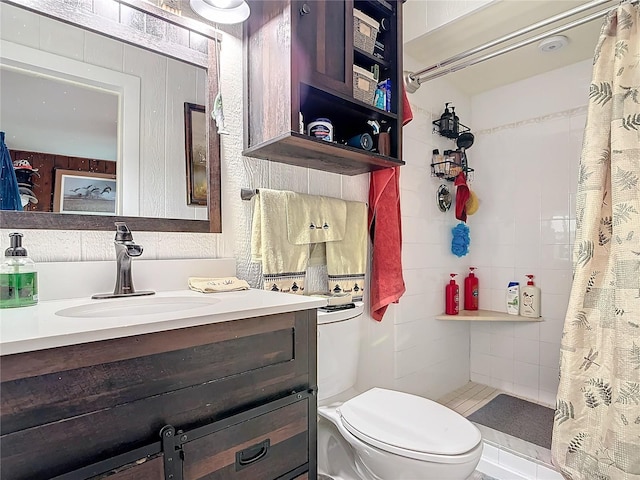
[464,267,479,311]
[445,274,459,315]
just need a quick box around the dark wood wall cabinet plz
[0,309,317,480]
[244,0,405,176]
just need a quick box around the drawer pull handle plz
[235,439,270,469]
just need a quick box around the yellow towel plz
[326,201,368,300]
[188,277,250,293]
[286,192,346,245]
[251,189,308,294]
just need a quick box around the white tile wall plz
[477,441,565,480]
[468,60,591,407]
[379,56,473,401]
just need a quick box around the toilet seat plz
[337,388,482,463]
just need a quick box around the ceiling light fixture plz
[189,0,250,24]
[537,35,570,53]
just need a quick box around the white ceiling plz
[403,0,614,95]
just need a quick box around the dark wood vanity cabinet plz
[0,309,317,480]
[244,0,405,175]
[97,456,165,479]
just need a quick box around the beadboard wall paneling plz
[124,41,167,219]
[164,58,201,220]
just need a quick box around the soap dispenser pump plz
[520,274,541,318]
[1,232,38,308]
[445,273,459,315]
[439,103,458,139]
[464,267,479,311]
[451,106,460,138]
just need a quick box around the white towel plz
[188,277,250,293]
[286,192,346,245]
[251,189,308,294]
[251,189,365,297]
[326,201,368,300]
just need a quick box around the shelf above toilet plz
[436,309,543,322]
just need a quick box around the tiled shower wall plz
[466,59,592,406]
[355,56,473,401]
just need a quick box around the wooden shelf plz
[436,309,543,322]
[354,47,391,69]
[245,0,403,176]
[356,0,394,15]
[243,132,404,176]
[301,82,398,120]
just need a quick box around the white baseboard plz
[477,457,531,480]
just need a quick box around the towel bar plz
[241,188,259,200]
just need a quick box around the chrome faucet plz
[92,222,154,299]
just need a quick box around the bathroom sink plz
[55,296,221,318]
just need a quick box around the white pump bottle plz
[520,274,541,318]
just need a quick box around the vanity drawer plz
[1,312,301,435]
[182,395,310,479]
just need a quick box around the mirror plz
[436,184,452,212]
[0,0,221,232]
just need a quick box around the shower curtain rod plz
[404,0,620,92]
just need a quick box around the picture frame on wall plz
[184,102,207,206]
[53,169,117,215]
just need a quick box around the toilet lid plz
[338,388,481,457]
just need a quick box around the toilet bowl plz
[317,305,482,479]
[318,388,482,479]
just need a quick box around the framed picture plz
[184,102,207,206]
[53,169,117,215]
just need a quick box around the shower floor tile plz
[438,382,558,470]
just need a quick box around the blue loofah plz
[451,222,470,257]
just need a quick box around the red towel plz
[454,172,470,222]
[402,87,413,126]
[369,167,406,321]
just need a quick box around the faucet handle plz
[114,222,133,243]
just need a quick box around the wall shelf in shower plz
[436,309,543,322]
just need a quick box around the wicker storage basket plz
[353,65,376,105]
[353,9,379,54]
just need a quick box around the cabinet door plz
[294,0,353,96]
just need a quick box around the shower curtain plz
[552,3,640,480]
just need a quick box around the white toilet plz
[317,304,483,480]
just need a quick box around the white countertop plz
[0,289,326,356]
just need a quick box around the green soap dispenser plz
[0,233,38,308]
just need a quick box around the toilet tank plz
[317,303,364,401]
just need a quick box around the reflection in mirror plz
[1,42,135,214]
[2,68,118,162]
[0,0,221,233]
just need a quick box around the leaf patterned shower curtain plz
[552,3,640,479]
